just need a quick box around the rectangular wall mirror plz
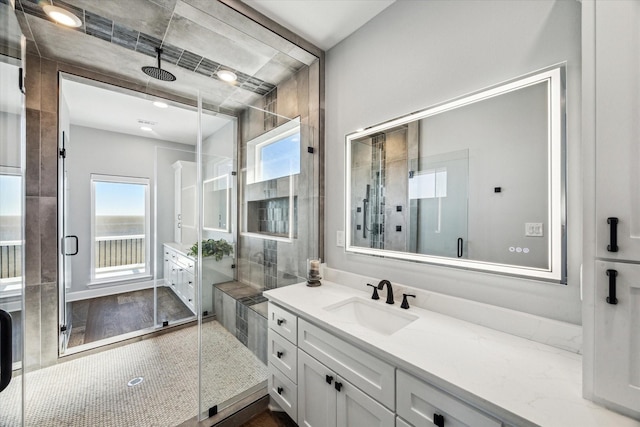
[345,66,566,282]
[203,174,230,233]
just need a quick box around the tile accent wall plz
[213,282,268,364]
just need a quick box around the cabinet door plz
[594,261,640,411]
[298,350,336,427]
[595,0,640,261]
[396,370,500,427]
[336,376,394,427]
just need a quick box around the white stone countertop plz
[163,242,194,257]
[264,281,640,427]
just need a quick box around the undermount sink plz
[323,297,418,335]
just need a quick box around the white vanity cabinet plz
[173,160,196,245]
[163,244,196,314]
[297,349,394,427]
[268,304,395,426]
[268,303,299,422]
[593,261,640,412]
[396,370,500,427]
[589,0,640,416]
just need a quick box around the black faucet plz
[377,279,394,304]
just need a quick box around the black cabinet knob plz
[433,413,445,427]
[277,318,285,326]
[277,351,284,359]
[277,386,283,395]
[334,381,343,392]
[325,375,333,385]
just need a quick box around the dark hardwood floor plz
[239,410,297,427]
[68,287,194,347]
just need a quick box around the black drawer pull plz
[277,386,283,395]
[607,217,619,252]
[433,413,445,427]
[457,237,463,258]
[277,318,285,326]
[325,375,333,385]
[276,351,283,359]
[334,381,343,392]
[606,269,618,305]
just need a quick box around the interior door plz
[0,1,25,424]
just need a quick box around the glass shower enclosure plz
[0,0,25,425]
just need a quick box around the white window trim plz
[89,174,151,286]
[246,116,301,184]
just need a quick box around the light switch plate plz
[336,230,345,247]
[525,223,543,237]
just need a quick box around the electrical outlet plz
[525,223,543,237]
[336,230,345,247]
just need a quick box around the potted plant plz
[188,238,233,261]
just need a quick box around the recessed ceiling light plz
[153,101,169,109]
[140,126,153,132]
[217,70,237,83]
[43,5,82,28]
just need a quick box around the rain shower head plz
[142,47,176,82]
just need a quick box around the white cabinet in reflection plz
[172,160,196,245]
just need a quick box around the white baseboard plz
[66,279,165,302]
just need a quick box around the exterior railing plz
[95,235,145,268]
[0,240,22,279]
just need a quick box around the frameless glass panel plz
[0,1,24,424]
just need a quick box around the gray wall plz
[0,112,21,168]
[66,125,194,293]
[325,0,582,323]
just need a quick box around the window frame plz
[246,116,301,184]
[89,174,151,285]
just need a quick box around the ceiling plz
[8,0,395,142]
[14,0,318,113]
[243,0,396,51]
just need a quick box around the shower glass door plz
[0,1,25,425]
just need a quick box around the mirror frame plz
[345,66,566,283]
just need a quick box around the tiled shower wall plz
[238,61,321,292]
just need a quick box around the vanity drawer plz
[269,303,297,344]
[268,328,297,383]
[269,362,297,422]
[176,254,194,274]
[298,318,395,410]
[396,370,501,427]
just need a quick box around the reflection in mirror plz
[346,66,565,282]
[203,175,230,232]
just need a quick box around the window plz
[247,117,300,184]
[0,171,22,294]
[409,168,448,199]
[91,174,150,283]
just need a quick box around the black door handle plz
[63,235,79,256]
[277,386,283,395]
[433,413,445,427]
[457,238,463,258]
[325,375,333,385]
[607,217,619,252]
[334,381,343,392]
[0,309,13,392]
[606,269,618,305]
[276,351,283,359]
